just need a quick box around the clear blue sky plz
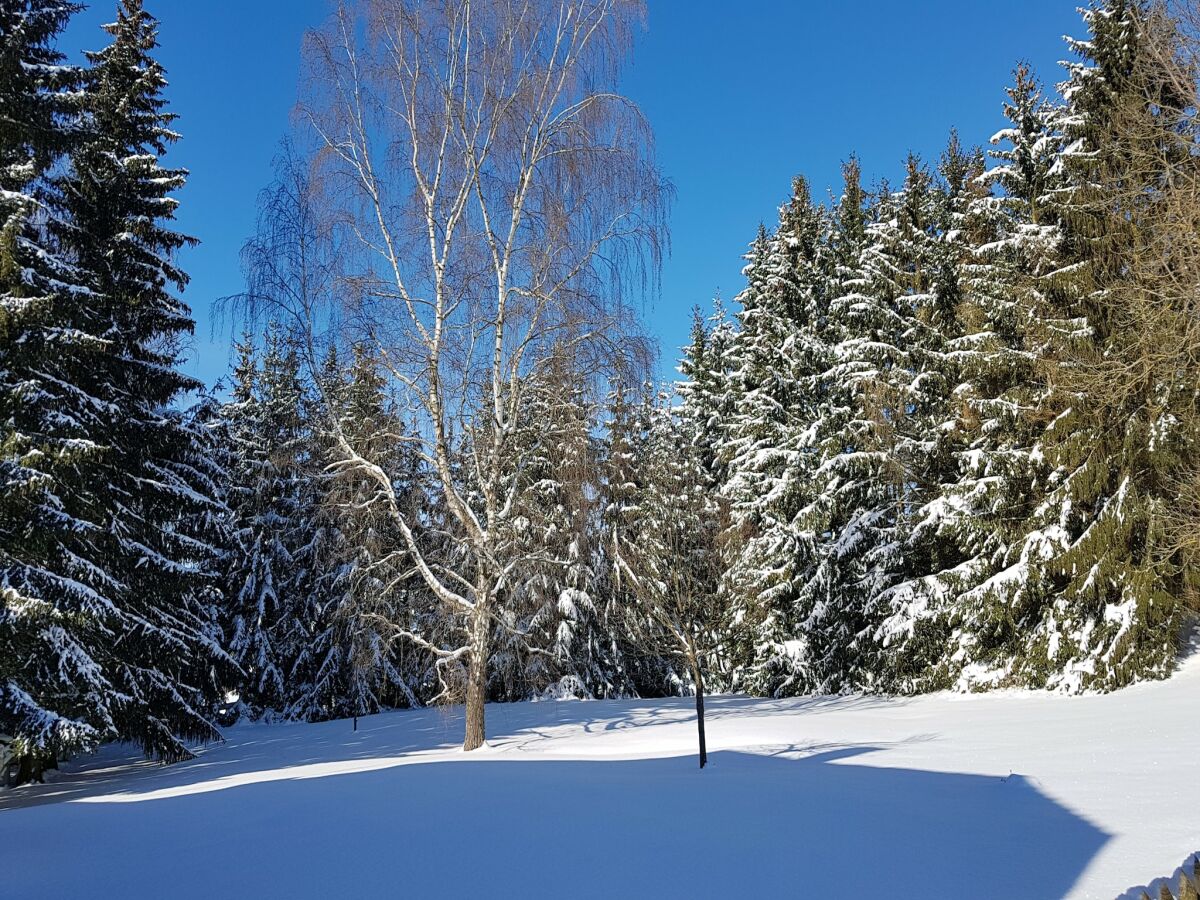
[63,1,1085,388]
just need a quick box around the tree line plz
[700,0,1200,698]
[3,0,1199,784]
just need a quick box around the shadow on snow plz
[0,695,905,812]
[0,729,1107,899]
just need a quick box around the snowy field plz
[3,656,1199,899]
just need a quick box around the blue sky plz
[63,1,1085,388]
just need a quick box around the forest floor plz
[2,654,1198,899]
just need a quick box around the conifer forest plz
[3,2,1200,897]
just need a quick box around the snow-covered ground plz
[3,655,1198,899]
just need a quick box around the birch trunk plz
[463,601,491,751]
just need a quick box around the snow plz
[4,654,1200,899]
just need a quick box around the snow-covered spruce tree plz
[529,360,608,697]
[615,391,726,768]
[675,301,735,686]
[228,147,447,720]
[51,0,232,757]
[775,159,920,694]
[719,177,835,696]
[220,336,279,714]
[291,343,429,721]
[892,67,1066,691]
[869,136,1007,691]
[595,381,674,696]
[173,389,237,699]
[2,0,229,784]
[677,300,735,491]
[0,0,96,784]
[277,342,342,720]
[816,153,951,690]
[476,349,622,702]
[222,327,320,717]
[1019,0,1197,688]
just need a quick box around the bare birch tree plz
[294,0,666,750]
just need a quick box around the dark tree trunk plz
[464,663,486,751]
[692,662,707,769]
[11,751,54,786]
[463,607,490,751]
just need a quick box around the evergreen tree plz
[488,351,611,699]
[0,0,97,783]
[2,1,228,783]
[596,381,675,696]
[296,343,428,720]
[1025,0,1195,687]
[789,161,917,693]
[617,389,726,765]
[911,67,1066,689]
[872,136,999,690]
[222,327,317,716]
[719,177,834,695]
[677,300,735,489]
[53,0,230,756]
[675,301,735,685]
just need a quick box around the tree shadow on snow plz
[482,693,909,751]
[0,706,462,811]
[0,744,1107,899]
[0,695,903,812]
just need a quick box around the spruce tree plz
[793,161,916,692]
[3,0,229,782]
[596,381,673,695]
[50,0,230,760]
[676,300,735,490]
[1026,0,1194,687]
[222,327,317,716]
[489,351,609,699]
[719,177,834,695]
[0,0,97,783]
[296,343,427,720]
[925,67,1066,689]
[618,387,727,764]
[872,137,999,690]
[675,301,735,686]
